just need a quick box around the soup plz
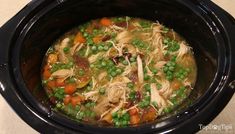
[41,17,197,127]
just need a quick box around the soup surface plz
[42,17,197,127]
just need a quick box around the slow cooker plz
[0,0,235,133]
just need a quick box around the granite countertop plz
[0,0,234,133]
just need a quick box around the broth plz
[41,17,197,127]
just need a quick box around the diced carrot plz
[130,114,140,125]
[141,107,157,122]
[171,80,181,90]
[71,96,82,107]
[74,32,86,44]
[100,18,112,26]
[47,54,58,64]
[47,80,56,89]
[43,65,51,79]
[86,25,94,34]
[93,35,103,44]
[63,95,71,105]
[56,78,65,87]
[64,84,77,95]
[129,108,138,116]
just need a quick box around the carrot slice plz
[43,65,51,79]
[74,32,86,44]
[142,107,157,122]
[56,78,65,87]
[47,80,56,89]
[63,95,71,105]
[93,35,103,44]
[71,96,82,107]
[171,80,181,90]
[100,18,112,26]
[64,84,77,95]
[130,114,140,125]
[129,108,138,116]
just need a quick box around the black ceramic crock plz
[0,0,235,133]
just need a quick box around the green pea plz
[104,46,109,51]
[107,60,114,66]
[86,38,93,45]
[168,66,174,71]
[138,101,145,108]
[111,71,117,77]
[116,68,122,74]
[130,57,136,62]
[152,68,158,74]
[127,82,134,88]
[144,74,150,80]
[166,75,173,80]
[101,61,107,67]
[68,77,76,83]
[90,64,95,68]
[99,88,106,95]
[63,47,70,53]
[112,112,118,118]
[78,69,85,76]
[166,71,173,76]
[122,60,128,65]
[98,45,104,51]
[83,32,88,37]
[163,107,172,113]
[85,102,91,108]
[163,66,168,72]
[56,103,62,108]
[144,84,151,92]
[91,45,97,51]
[143,100,150,106]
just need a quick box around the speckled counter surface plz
[0,0,234,134]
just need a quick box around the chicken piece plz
[150,83,167,108]
[58,38,70,63]
[94,98,111,116]
[51,68,74,79]
[137,55,144,83]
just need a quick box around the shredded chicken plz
[150,83,167,108]
[88,52,104,63]
[116,31,132,44]
[126,44,137,55]
[94,98,111,116]
[137,55,144,83]
[111,100,124,114]
[57,38,70,63]
[177,42,191,58]
[154,61,167,69]
[107,84,125,103]
[85,45,90,57]
[70,43,84,55]
[83,90,99,101]
[51,68,74,80]
[98,71,107,81]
